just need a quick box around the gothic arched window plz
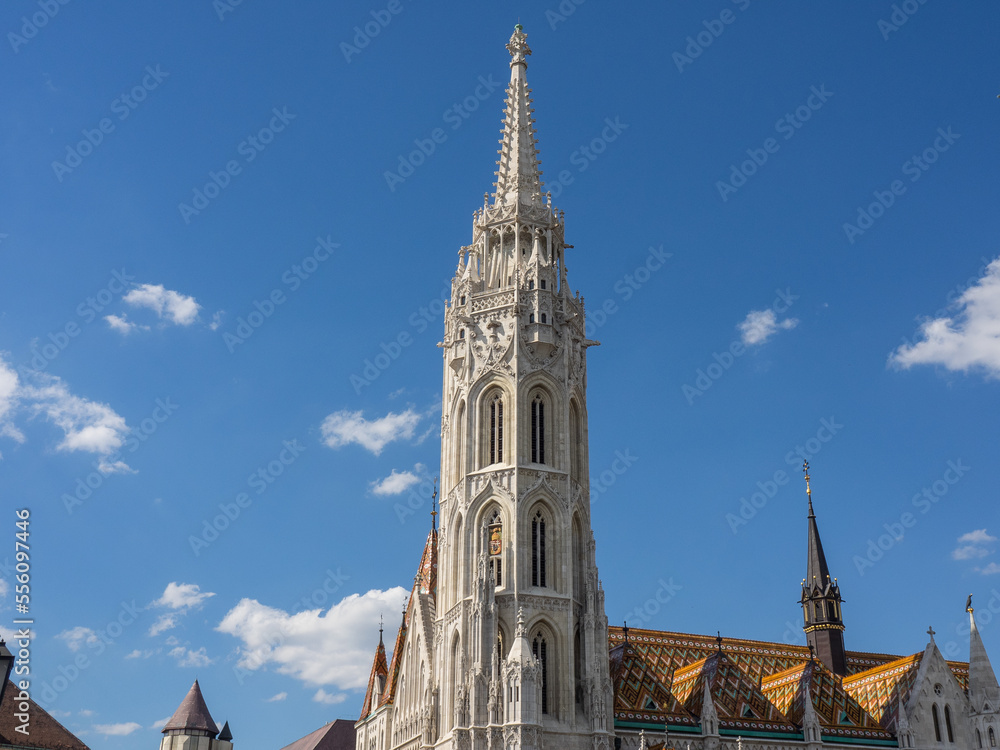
[977,729,983,749]
[531,510,547,587]
[487,509,503,587]
[989,726,996,747]
[933,705,942,742]
[487,392,504,465]
[532,633,549,715]
[945,705,954,742]
[814,601,822,620]
[530,393,546,465]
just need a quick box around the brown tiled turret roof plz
[162,680,219,735]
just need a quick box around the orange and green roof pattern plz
[607,626,969,743]
[671,650,798,735]
[762,659,893,741]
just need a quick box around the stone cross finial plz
[927,626,936,639]
[506,25,531,66]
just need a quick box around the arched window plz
[531,393,545,464]
[487,510,503,587]
[459,328,465,339]
[989,726,996,747]
[528,279,534,290]
[933,705,942,742]
[488,392,504,465]
[945,706,954,742]
[540,313,547,324]
[532,511,547,587]
[532,632,549,714]
[814,601,822,620]
[977,729,983,748]
[529,313,535,324]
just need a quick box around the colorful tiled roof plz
[607,626,970,744]
[762,659,893,741]
[358,633,389,721]
[670,650,798,735]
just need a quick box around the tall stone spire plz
[799,462,847,675]
[493,24,545,210]
[968,598,1000,712]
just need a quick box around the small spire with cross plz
[716,631,723,654]
[808,643,815,662]
[927,625,936,640]
[623,621,629,644]
[431,477,438,531]
[803,460,815,516]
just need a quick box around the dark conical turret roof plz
[806,498,832,587]
[162,680,219,735]
[218,720,233,742]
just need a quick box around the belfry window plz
[532,633,549,714]
[528,279,534,290]
[989,726,995,747]
[814,601,822,620]
[531,394,545,464]
[459,329,465,339]
[488,393,504,465]
[532,511,547,587]
[487,510,502,587]
[540,313,547,324]
[529,313,535,324]
[540,279,546,289]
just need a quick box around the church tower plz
[434,24,614,750]
[799,462,848,676]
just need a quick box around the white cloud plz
[0,579,8,599]
[217,587,408,689]
[153,582,216,611]
[0,357,24,444]
[22,371,131,472]
[321,409,421,455]
[313,689,346,705]
[370,464,425,496]
[104,314,149,335]
[151,717,171,730]
[78,710,94,717]
[738,309,799,346]
[953,529,997,561]
[49,710,71,719]
[169,646,212,668]
[125,648,159,660]
[979,562,1000,575]
[123,284,201,326]
[959,529,997,545]
[57,626,99,652]
[891,258,1000,377]
[266,692,288,703]
[93,723,142,737]
[149,614,178,637]
[953,545,990,560]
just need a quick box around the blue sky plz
[2,1,1000,748]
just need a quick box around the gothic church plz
[350,25,999,750]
